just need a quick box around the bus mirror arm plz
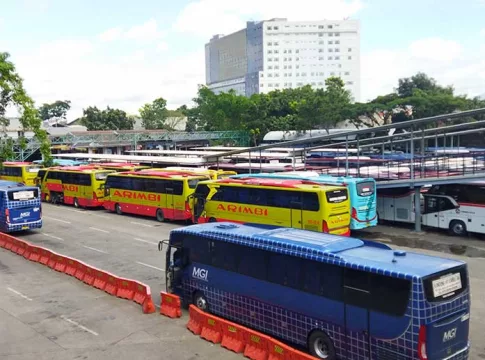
[158,240,169,252]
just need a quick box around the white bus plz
[376,184,485,236]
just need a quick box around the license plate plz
[432,273,462,297]
[22,226,29,230]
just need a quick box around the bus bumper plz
[5,220,43,233]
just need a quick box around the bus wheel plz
[193,291,209,312]
[156,209,165,222]
[73,198,80,208]
[449,220,467,236]
[115,204,122,215]
[208,217,217,223]
[308,330,336,360]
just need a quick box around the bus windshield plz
[8,188,39,201]
[95,172,112,181]
[356,181,375,197]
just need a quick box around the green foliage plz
[0,52,52,164]
[80,106,135,131]
[38,100,71,121]
[139,97,168,130]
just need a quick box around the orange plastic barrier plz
[28,246,41,262]
[220,318,246,353]
[142,286,156,314]
[0,233,157,314]
[200,312,223,344]
[64,258,77,277]
[104,273,118,296]
[160,291,182,318]
[267,339,293,360]
[93,269,109,290]
[39,248,51,265]
[187,305,202,335]
[83,267,96,286]
[117,278,135,300]
[244,328,271,360]
[74,261,87,281]
[54,255,67,272]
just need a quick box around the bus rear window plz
[95,172,111,181]
[325,189,348,203]
[423,265,468,302]
[188,179,201,189]
[8,189,39,201]
[356,181,375,197]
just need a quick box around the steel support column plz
[414,186,422,232]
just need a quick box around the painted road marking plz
[7,287,33,301]
[42,233,65,241]
[60,315,99,336]
[130,221,153,228]
[82,245,108,254]
[89,227,109,234]
[136,261,165,272]
[134,238,158,245]
[44,216,71,224]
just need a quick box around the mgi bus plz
[164,222,470,360]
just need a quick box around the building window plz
[268,65,273,69]
[284,49,287,54]
[288,65,292,69]
[335,48,340,52]
[311,82,316,86]
[275,65,280,69]
[268,42,272,46]
[319,41,324,45]
[268,83,273,87]
[268,50,273,54]
[274,42,279,46]
[296,72,300,76]
[267,26,272,30]
[296,65,299,69]
[318,82,323,86]
[346,81,354,85]
[335,40,340,44]
[268,73,273,77]
[318,33,323,37]
[348,56,352,60]
[288,49,292,53]
[328,49,333,53]
[296,57,299,61]
[328,33,333,37]
[348,48,352,52]
[331,72,335,75]
[301,72,307,76]
[268,58,273,62]
[274,26,279,30]
[260,84,264,87]
[311,72,315,76]
[318,25,324,29]
[295,49,299,53]
[275,83,280,87]
[284,65,287,69]
[335,56,340,60]
[319,49,324,53]
[275,50,279,54]
[328,40,333,45]
[275,73,279,77]
[319,72,324,76]
[335,32,340,36]
[328,25,333,29]
[318,56,324,60]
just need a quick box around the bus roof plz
[47,166,113,173]
[115,170,210,179]
[215,177,345,189]
[0,180,27,189]
[2,161,33,166]
[172,222,464,279]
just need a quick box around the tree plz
[0,52,52,165]
[38,100,71,122]
[397,72,453,98]
[79,106,135,130]
[139,97,168,130]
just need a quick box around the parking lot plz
[1,203,484,359]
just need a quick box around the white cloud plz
[408,38,462,63]
[173,0,364,38]
[124,18,165,42]
[97,27,123,42]
[156,41,169,52]
[361,37,485,102]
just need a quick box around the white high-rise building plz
[205,18,360,101]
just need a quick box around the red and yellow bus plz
[103,170,210,222]
[90,162,151,172]
[192,177,351,235]
[0,162,43,186]
[36,166,115,208]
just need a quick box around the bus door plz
[289,199,304,229]
[160,240,184,295]
[165,185,175,219]
[422,195,459,229]
[193,184,210,223]
[343,268,371,359]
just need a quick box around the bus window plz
[237,247,267,281]
[211,241,238,272]
[95,171,111,181]
[423,265,468,303]
[8,188,39,201]
[268,252,301,289]
[188,179,201,189]
[370,273,410,316]
[356,181,375,197]
[326,189,348,203]
[184,236,211,265]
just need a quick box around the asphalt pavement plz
[1,203,484,359]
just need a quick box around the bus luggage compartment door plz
[425,311,469,360]
[343,268,370,359]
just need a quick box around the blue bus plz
[0,181,42,232]
[164,222,470,360]
[231,172,378,230]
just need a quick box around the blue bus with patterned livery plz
[0,181,42,233]
[165,222,470,360]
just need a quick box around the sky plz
[1,0,485,120]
